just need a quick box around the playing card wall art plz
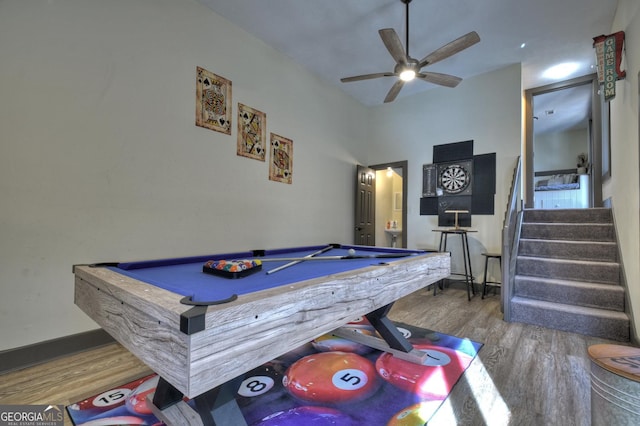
[195,66,232,135]
[269,133,293,184]
[237,103,266,161]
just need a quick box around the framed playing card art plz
[195,66,232,135]
[269,133,293,184]
[237,103,266,161]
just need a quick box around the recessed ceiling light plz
[520,43,526,49]
[542,62,580,79]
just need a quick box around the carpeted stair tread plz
[512,208,629,341]
[521,223,615,241]
[510,296,630,341]
[511,296,628,319]
[514,275,625,311]
[516,255,619,284]
[518,238,617,262]
[516,255,619,267]
[523,208,612,223]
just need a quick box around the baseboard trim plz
[433,279,490,295]
[0,329,114,374]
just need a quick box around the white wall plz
[367,64,522,277]
[0,0,369,351]
[0,0,528,352]
[534,128,589,172]
[605,0,640,337]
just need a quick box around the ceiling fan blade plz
[379,28,408,64]
[384,80,405,103]
[418,31,480,68]
[417,72,462,88]
[341,72,395,83]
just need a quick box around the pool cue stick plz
[266,245,334,275]
[252,253,416,263]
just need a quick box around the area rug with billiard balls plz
[67,320,482,425]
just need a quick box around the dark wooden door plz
[355,165,375,246]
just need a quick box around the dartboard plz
[439,164,471,194]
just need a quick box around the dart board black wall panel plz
[437,196,472,227]
[471,153,496,214]
[472,153,496,195]
[433,140,473,163]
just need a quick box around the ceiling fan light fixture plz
[399,69,416,81]
[339,0,480,103]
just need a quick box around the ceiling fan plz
[341,0,480,103]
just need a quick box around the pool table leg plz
[365,303,413,353]
[193,377,246,426]
[153,377,184,410]
[152,376,247,426]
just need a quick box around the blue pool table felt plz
[110,245,425,304]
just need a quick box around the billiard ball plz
[375,340,473,399]
[311,317,377,354]
[386,401,443,426]
[254,406,354,426]
[69,374,157,417]
[237,363,282,398]
[283,351,379,404]
[311,329,375,355]
[273,342,316,368]
[347,248,356,256]
[75,416,146,426]
[347,316,367,325]
[125,375,159,415]
[396,326,412,339]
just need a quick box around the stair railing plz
[502,156,523,321]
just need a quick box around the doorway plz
[524,74,603,208]
[370,161,408,248]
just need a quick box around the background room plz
[2,0,639,366]
[0,0,519,353]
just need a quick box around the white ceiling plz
[533,84,594,135]
[198,0,617,106]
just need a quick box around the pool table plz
[74,244,449,423]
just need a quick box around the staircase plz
[510,208,630,341]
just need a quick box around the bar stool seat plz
[481,253,501,299]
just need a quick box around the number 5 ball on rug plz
[283,351,380,404]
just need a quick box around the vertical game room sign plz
[593,31,626,102]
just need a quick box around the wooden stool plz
[481,253,501,299]
[588,344,640,425]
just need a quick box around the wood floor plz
[0,288,619,425]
